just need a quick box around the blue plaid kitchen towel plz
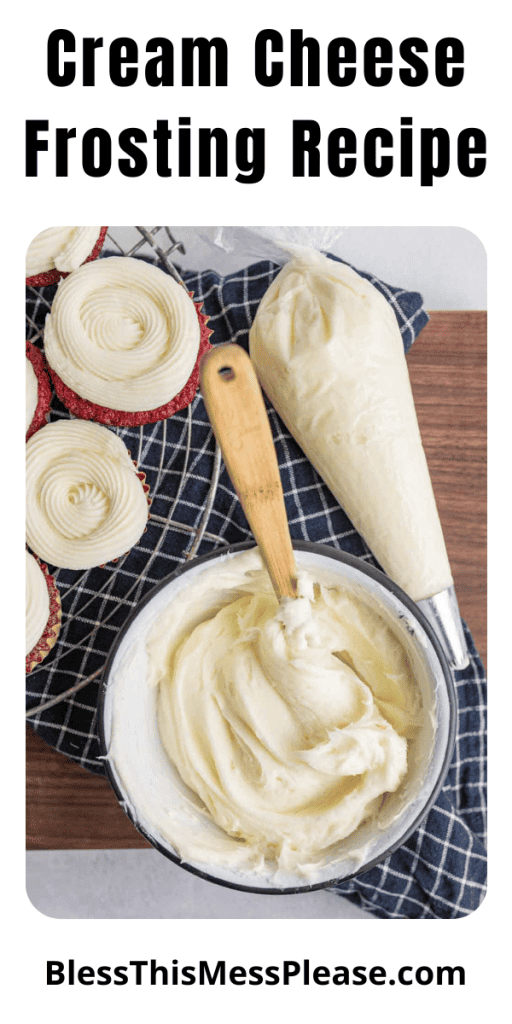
[25,251,487,919]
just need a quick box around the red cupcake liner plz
[26,342,53,440]
[136,467,152,505]
[48,296,213,427]
[26,557,62,674]
[26,226,108,288]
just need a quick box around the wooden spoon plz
[200,343,297,600]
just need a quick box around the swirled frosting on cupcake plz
[26,227,103,277]
[25,551,50,656]
[26,420,149,569]
[44,256,201,412]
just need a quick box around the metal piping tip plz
[417,586,469,670]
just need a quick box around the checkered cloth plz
[26,252,487,919]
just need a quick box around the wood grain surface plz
[26,310,487,851]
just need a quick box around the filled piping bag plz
[249,248,468,668]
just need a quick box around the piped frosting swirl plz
[26,419,149,569]
[26,227,103,277]
[44,256,201,412]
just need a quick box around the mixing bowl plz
[98,541,456,895]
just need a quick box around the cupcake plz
[26,227,108,288]
[43,256,212,426]
[26,419,150,570]
[26,550,61,673]
[26,342,52,440]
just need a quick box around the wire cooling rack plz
[26,226,223,720]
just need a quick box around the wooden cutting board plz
[26,310,487,851]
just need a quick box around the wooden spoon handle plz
[200,344,297,600]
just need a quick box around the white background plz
[8,1,507,1020]
[110,224,487,309]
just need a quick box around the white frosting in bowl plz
[26,419,149,569]
[44,256,200,411]
[249,250,452,602]
[104,547,452,890]
[26,227,102,276]
[153,560,422,874]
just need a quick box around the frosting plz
[26,419,149,569]
[249,250,453,602]
[26,357,38,433]
[26,551,50,656]
[44,256,201,412]
[26,227,102,277]
[132,549,425,877]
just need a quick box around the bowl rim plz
[98,540,457,896]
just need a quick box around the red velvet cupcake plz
[44,256,213,427]
[26,420,151,571]
[26,551,62,674]
[26,227,108,288]
[26,342,52,440]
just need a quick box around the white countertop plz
[110,225,487,310]
[27,849,374,920]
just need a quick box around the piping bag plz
[248,247,469,670]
